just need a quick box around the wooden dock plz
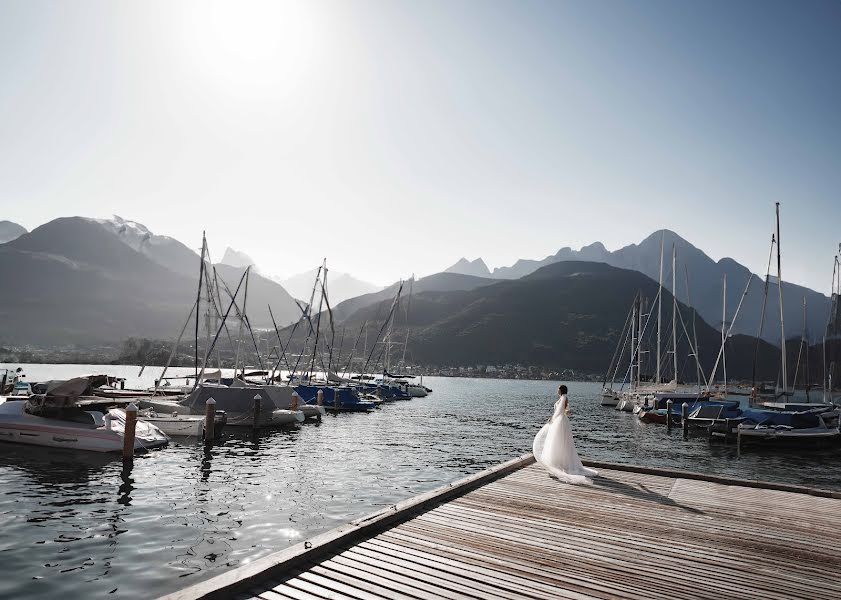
[163,455,841,600]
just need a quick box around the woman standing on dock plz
[533,385,598,484]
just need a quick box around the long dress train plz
[533,394,598,484]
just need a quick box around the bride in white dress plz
[533,385,598,484]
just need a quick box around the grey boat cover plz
[182,384,273,414]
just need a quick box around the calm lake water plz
[1,363,840,599]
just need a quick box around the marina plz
[2,372,841,599]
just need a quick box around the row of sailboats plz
[143,239,431,422]
[0,236,433,452]
[602,204,840,446]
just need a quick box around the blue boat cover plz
[739,408,822,428]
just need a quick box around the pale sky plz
[1,0,839,290]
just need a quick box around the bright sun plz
[180,0,326,94]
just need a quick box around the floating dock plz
[163,455,841,600]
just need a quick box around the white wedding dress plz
[533,394,598,484]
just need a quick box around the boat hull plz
[0,401,167,453]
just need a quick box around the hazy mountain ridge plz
[0,217,300,345]
[333,261,786,379]
[444,257,492,278]
[0,220,27,243]
[220,247,257,270]
[278,268,382,306]
[449,230,830,343]
[331,271,498,322]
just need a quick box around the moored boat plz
[0,378,168,453]
[140,384,304,427]
[137,408,227,438]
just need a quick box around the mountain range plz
[290,261,790,381]
[444,230,831,343]
[0,217,299,345]
[1,215,834,379]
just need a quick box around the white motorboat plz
[0,390,168,453]
[600,389,620,407]
[137,408,228,438]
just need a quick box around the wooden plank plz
[307,564,426,600]
[294,571,395,600]
[581,460,841,499]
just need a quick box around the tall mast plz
[656,233,664,385]
[776,202,788,395]
[637,295,643,389]
[194,232,207,378]
[803,296,810,402]
[630,296,637,390]
[722,274,727,394]
[233,266,250,377]
[401,275,414,367]
[684,265,701,391]
[672,244,678,385]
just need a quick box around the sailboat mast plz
[684,265,701,391]
[637,295,643,389]
[776,202,788,395]
[804,296,810,402]
[722,274,727,394]
[656,233,664,384]
[630,296,637,389]
[233,266,250,377]
[401,276,413,367]
[194,232,207,378]
[672,244,678,385]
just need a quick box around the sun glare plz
[181,0,325,94]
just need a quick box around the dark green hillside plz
[336,261,785,381]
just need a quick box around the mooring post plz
[682,402,689,437]
[120,379,125,390]
[204,397,216,443]
[332,388,339,410]
[253,394,262,430]
[123,403,138,461]
[316,389,324,407]
[666,399,673,433]
[290,392,298,410]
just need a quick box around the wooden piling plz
[666,399,673,432]
[316,389,324,406]
[204,397,216,443]
[682,402,689,436]
[123,403,137,460]
[290,392,298,410]
[253,394,262,430]
[332,388,339,410]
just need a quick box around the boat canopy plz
[739,409,823,428]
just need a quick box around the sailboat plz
[140,236,306,426]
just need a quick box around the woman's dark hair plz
[558,384,568,395]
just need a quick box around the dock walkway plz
[165,456,841,600]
